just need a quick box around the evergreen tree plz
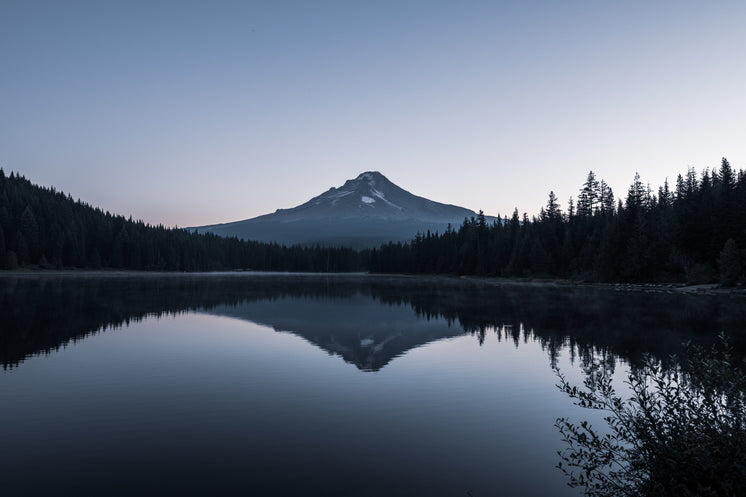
[718,238,742,287]
[545,191,561,221]
[658,179,672,207]
[719,157,736,190]
[644,183,654,209]
[685,167,699,197]
[598,180,614,214]
[675,174,686,200]
[577,171,599,216]
[626,172,645,210]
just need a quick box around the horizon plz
[5,163,732,230]
[2,167,502,227]
[2,1,746,226]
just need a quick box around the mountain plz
[192,171,495,248]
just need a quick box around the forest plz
[370,158,746,285]
[1,159,745,284]
[0,170,365,272]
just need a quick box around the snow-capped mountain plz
[193,171,494,247]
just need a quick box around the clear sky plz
[2,1,745,227]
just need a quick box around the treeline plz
[3,159,746,282]
[0,170,366,272]
[371,158,746,285]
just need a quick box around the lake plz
[1,273,745,496]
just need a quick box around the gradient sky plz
[2,1,745,227]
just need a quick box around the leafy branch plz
[555,334,746,497]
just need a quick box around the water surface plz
[1,273,744,496]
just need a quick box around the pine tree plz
[577,171,599,216]
[477,210,487,229]
[717,238,741,286]
[658,179,672,207]
[685,167,699,196]
[675,174,686,201]
[719,157,736,190]
[599,180,615,214]
[545,191,561,221]
[626,172,645,210]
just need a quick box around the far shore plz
[1,268,744,298]
[459,275,746,297]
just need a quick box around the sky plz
[2,1,746,227]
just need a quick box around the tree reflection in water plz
[2,273,744,372]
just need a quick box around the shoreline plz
[1,268,744,297]
[458,275,746,297]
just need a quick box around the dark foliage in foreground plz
[0,170,366,271]
[555,335,746,497]
[371,159,746,283]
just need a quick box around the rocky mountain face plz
[193,171,493,248]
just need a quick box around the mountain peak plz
[194,171,494,248]
[355,171,385,180]
[350,171,389,189]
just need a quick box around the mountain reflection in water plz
[2,273,745,371]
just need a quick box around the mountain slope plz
[193,171,494,247]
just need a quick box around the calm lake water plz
[1,273,745,496]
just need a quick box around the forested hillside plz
[0,170,365,272]
[371,159,746,285]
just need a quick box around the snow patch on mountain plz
[371,188,402,210]
[361,196,375,204]
[316,189,353,206]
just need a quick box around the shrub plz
[554,335,746,497]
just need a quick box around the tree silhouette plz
[371,160,746,285]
